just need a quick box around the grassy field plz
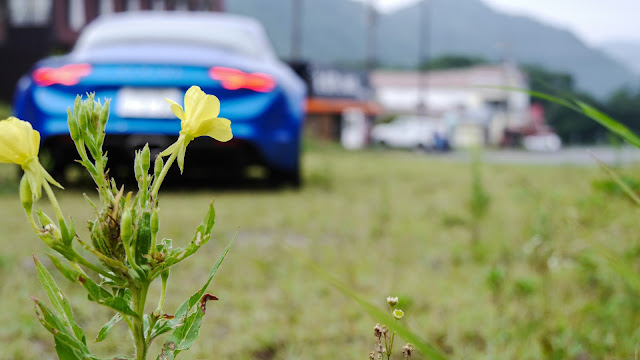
[1,144,640,359]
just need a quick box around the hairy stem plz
[151,149,178,198]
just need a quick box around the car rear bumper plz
[41,120,300,174]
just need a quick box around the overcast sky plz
[357,0,640,45]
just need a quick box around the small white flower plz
[393,308,404,320]
[387,296,399,307]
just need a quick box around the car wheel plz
[269,166,301,189]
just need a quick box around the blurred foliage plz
[521,64,607,144]
[419,54,489,70]
[0,103,10,119]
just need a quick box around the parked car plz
[371,116,449,151]
[522,133,562,152]
[13,11,306,186]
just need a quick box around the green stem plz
[151,148,178,198]
[69,247,119,281]
[389,322,396,359]
[155,270,169,314]
[123,238,145,279]
[42,181,64,224]
[133,283,150,360]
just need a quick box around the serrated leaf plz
[34,256,86,344]
[95,313,122,342]
[159,235,234,358]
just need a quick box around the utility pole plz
[366,0,377,71]
[417,0,430,116]
[290,0,302,61]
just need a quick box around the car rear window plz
[74,14,270,59]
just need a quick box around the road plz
[435,146,640,166]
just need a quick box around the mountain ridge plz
[226,0,636,98]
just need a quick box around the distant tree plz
[419,54,489,70]
[522,65,606,144]
[605,86,640,135]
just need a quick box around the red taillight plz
[33,63,92,86]
[209,66,276,93]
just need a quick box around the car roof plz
[73,11,275,60]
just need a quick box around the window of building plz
[68,0,85,30]
[8,0,52,26]
[100,0,114,15]
[127,0,140,11]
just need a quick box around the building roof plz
[371,64,527,89]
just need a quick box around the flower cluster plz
[370,296,413,360]
[3,85,233,360]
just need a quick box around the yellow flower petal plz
[183,86,220,128]
[192,117,233,142]
[0,117,40,165]
[164,98,185,121]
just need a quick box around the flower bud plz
[392,309,404,320]
[78,106,89,133]
[150,208,159,236]
[120,207,133,246]
[73,95,82,119]
[387,296,398,307]
[19,174,33,211]
[373,323,383,338]
[67,108,80,141]
[141,144,150,173]
[402,344,414,357]
[99,99,111,127]
[154,156,164,180]
[36,210,62,243]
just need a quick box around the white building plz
[371,64,531,146]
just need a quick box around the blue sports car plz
[13,11,306,186]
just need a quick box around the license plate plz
[116,87,182,118]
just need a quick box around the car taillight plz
[33,63,92,86]
[209,67,276,92]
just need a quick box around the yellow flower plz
[162,86,232,172]
[0,117,62,200]
[0,117,40,164]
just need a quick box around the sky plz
[355,0,640,45]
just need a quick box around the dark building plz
[0,0,225,101]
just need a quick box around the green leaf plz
[160,201,216,271]
[135,211,152,265]
[180,234,233,319]
[54,337,87,360]
[78,273,139,318]
[159,234,234,359]
[592,156,640,207]
[575,101,640,149]
[33,256,86,344]
[48,254,82,283]
[95,314,122,342]
[149,316,183,342]
[499,87,640,150]
[164,310,204,356]
[33,298,93,357]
